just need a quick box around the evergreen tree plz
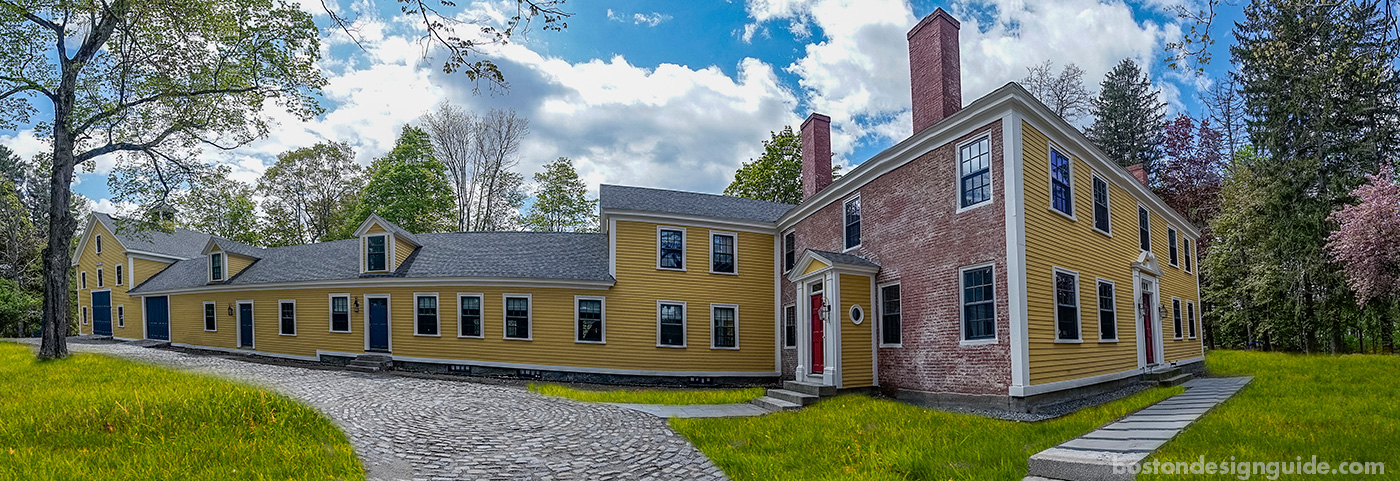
[1087,59,1167,179]
[523,158,597,232]
[725,126,803,204]
[341,126,455,235]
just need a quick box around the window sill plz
[878,343,903,348]
[204,329,218,332]
[1050,208,1077,222]
[503,337,533,341]
[1093,227,1112,238]
[656,267,687,272]
[955,199,993,214]
[279,333,297,337]
[1168,263,1179,269]
[1054,339,1084,344]
[711,346,740,350]
[330,329,352,334]
[1173,337,1184,341]
[709,270,739,276]
[783,345,797,350]
[576,340,606,345]
[457,334,484,339]
[1098,338,1120,343]
[414,333,441,337]
[656,344,687,349]
[960,338,997,347]
[843,244,861,253]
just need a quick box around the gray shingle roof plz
[808,249,880,269]
[129,231,612,294]
[95,213,211,259]
[209,236,265,259]
[599,184,795,223]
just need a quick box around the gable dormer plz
[201,238,263,283]
[352,214,422,274]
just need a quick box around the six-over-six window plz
[961,265,995,341]
[577,297,604,343]
[959,135,991,208]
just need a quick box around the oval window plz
[850,305,864,325]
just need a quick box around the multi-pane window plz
[81,272,87,289]
[1092,176,1111,233]
[416,295,439,336]
[279,301,297,336]
[577,298,604,343]
[96,234,102,253]
[115,265,123,285]
[505,296,531,339]
[1188,302,1198,338]
[880,284,902,345]
[1138,207,1151,251]
[96,268,103,287]
[210,253,223,281]
[331,296,350,333]
[962,267,995,341]
[1055,270,1080,340]
[117,306,124,328]
[784,305,796,348]
[1168,228,1179,266]
[658,302,685,347]
[82,306,88,325]
[459,295,482,337]
[844,196,861,250]
[1184,239,1194,272]
[1098,281,1117,340]
[959,136,991,208]
[712,305,737,349]
[658,229,684,270]
[366,235,387,271]
[1050,149,1073,216]
[1172,298,1183,339]
[204,302,217,331]
[711,233,736,274]
[783,232,796,272]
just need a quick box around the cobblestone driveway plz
[25,340,729,481]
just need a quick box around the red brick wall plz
[781,120,1011,395]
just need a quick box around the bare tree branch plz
[0,0,63,33]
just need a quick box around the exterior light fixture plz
[819,302,831,323]
[227,305,234,317]
[354,298,361,313]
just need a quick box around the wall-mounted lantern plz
[354,298,362,313]
[227,305,234,317]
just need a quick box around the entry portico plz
[788,250,879,389]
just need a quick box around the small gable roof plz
[789,249,880,281]
[201,236,265,259]
[353,213,422,247]
[74,213,212,264]
[600,184,795,224]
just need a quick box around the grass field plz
[0,343,363,480]
[528,383,765,405]
[673,387,1182,480]
[1142,351,1399,479]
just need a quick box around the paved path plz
[607,403,769,418]
[16,339,729,481]
[1026,376,1253,481]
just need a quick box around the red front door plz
[1142,290,1155,364]
[810,293,824,374]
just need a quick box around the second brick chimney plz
[801,113,833,201]
[907,8,962,133]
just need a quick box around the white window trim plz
[959,263,998,346]
[656,300,687,348]
[115,264,123,285]
[842,194,862,252]
[362,233,393,273]
[783,303,797,349]
[203,301,218,332]
[782,229,796,273]
[1047,143,1077,221]
[1096,278,1119,342]
[208,252,224,282]
[96,268,104,287]
[81,306,88,325]
[1184,238,1194,273]
[849,304,864,325]
[878,281,903,348]
[954,134,996,213]
[708,230,739,275]
[575,295,607,344]
[1053,267,1083,343]
[656,226,687,271]
[710,303,740,350]
[328,293,352,333]
[502,293,533,341]
[1167,227,1180,267]
[413,292,441,337]
[456,292,485,339]
[1187,300,1198,339]
[1138,204,1152,253]
[80,271,87,290]
[278,299,298,336]
[116,305,125,328]
[1171,297,1184,340]
[95,234,102,254]
[1090,172,1113,237]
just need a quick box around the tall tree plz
[725,126,803,204]
[1327,164,1400,353]
[1020,61,1093,124]
[343,126,455,235]
[1087,59,1167,180]
[257,142,362,246]
[467,109,529,231]
[0,145,20,185]
[523,157,596,232]
[422,102,476,231]
[1158,114,1226,241]
[175,166,260,245]
[1,0,324,359]
[0,180,39,284]
[1200,77,1248,165]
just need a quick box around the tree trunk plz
[1383,299,1395,355]
[38,134,78,360]
[1331,312,1342,355]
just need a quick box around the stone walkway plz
[15,339,729,481]
[607,403,768,418]
[1026,376,1253,481]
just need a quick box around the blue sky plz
[1,0,1242,214]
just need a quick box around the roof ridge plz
[601,184,797,207]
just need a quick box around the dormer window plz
[366,235,388,272]
[210,253,224,281]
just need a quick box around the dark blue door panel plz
[144,296,169,341]
[92,291,111,336]
[368,298,389,351]
[239,303,254,348]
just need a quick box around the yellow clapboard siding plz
[225,252,255,278]
[802,259,829,276]
[366,223,387,234]
[74,221,143,339]
[132,258,171,286]
[394,237,415,270]
[839,273,873,388]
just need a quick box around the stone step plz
[782,380,836,397]
[1157,373,1193,387]
[1144,367,1182,381]
[356,354,393,362]
[766,389,818,406]
[1027,447,1145,481]
[346,364,381,373]
[751,396,801,412]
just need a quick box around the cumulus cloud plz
[606,9,672,27]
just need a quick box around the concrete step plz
[1157,373,1193,387]
[751,396,801,412]
[356,354,393,362]
[783,380,836,397]
[766,389,818,406]
[1145,367,1182,381]
[346,364,381,373]
[1027,447,1144,481]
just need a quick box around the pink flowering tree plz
[1326,164,1400,353]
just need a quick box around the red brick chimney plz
[801,113,833,201]
[1126,163,1149,187]
[907,8,962,134]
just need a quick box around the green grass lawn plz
[0,343,363,480]
[1142,351,1399,480]
[673,387,1183,480]
[528,383,765,405]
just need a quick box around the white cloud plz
[607,9,672,27]
[0,129,46,159]
[91,198,138,215]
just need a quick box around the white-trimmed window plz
[1050,148,1074,217]
[115,265,123,285]
[1172,298,1183,339]
[365,234,388,272]
[783,304,796,349]
[204,301,217,332]
[96,268,103,287]
[657,301,686,347]
[415,293,440,336]
[329,295,351,333]
[1097,279,1117,341]
[117,305,124,328]
[959,135,992,208]
[961,265,996,342]
[1054,268,1081,341]
[279,300,297,336]
[1168,227,1180,267]
[576,296,605,343]
[80,271,87,289]
[504,294,532,340]
[458,293,483,338]
[880,283,902,346]
[1138,206,1151,252]
[710,231,737,274]
[95,234,102,254]
[1184,239,1194,273]
[843,195,862,250]
[1188,301,1198,338]
[1092,175,1111,234]
[711,304,738,349]
[783,231,796,273]
[82,306,88,325]
[209,253,224,281]
[657,227,685,271]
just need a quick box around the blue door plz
[92,291,111,336]
[239,303,254,348]
[145,296,169,341]
[368,298,389,351]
